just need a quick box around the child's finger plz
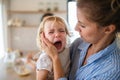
[41,40,47,49]
[41,32,52,48]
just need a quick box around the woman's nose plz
[75,24,81,32]
[75,25,77,31]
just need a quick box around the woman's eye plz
[78,23,86,28]
[77,21,86,28]
[80,25,86,28]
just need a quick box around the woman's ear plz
[104,24,116,34]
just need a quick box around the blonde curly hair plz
[36,16,69,52]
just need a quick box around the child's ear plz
[104,24,116,34]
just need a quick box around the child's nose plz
[55,32,61,37]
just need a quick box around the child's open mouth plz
[54,41,62,50]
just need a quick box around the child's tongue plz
[54,41,62,50]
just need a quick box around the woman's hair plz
[37,16,69,51]
[77,0,120,33]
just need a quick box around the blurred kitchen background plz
[0,0,120,80]
[0,0,80,59]
[0,0,79,79]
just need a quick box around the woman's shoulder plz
[73,37,82,42]
[70,38,84,47]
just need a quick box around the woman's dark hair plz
[77,0,120,32]
[41,13,54,21]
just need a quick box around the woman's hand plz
[41,33,58,60]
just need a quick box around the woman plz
[41,0,120,80]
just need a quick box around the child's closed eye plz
[49,31,54,34]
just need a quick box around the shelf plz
[8,10,66,14]
[10,25,38,28]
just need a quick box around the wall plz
[0,0,5,58]
[10,0,67,11]
[8,0,67,53]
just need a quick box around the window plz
[68,1,77,31]
[68,1,79,43]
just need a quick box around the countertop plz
[0,58,36,80]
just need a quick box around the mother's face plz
[75,8,106,44]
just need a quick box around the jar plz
[4,48,15,68]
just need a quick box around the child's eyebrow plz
[48,29,54,31]
[58,28,65,30]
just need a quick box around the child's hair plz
[36,16,69,51]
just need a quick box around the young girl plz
[36,16,70,80]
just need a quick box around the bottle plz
[4,48,15,68]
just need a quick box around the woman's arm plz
[52,55,64,80]
[36,69,49,80]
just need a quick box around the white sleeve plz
[36,53,52,72]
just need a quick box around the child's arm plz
[36,52,52,80]
[36,69,49,80]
